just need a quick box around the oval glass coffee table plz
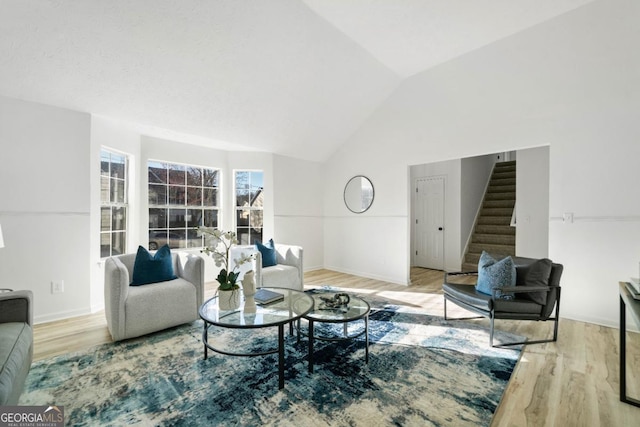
[295,292,371,373]
[199,288,314,389]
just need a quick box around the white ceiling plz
[0,0,595,162]
[302,0,595,78]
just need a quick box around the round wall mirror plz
[344,175,374,213]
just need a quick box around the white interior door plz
[415,177,445,269]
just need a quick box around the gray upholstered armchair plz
[442,255,563,347]
[104,252,204,341]
[256,244,303,291]
[232,244,303,291]
[0,289,33,405]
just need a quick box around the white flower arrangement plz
[197,227,254,291]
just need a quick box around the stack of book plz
[629,277,640,294]
[254,288,284,305]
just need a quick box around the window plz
[148,161,219,249]
[235,171,264,245]
[100,149,128,257]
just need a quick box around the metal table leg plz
[308,320,314,373]
[278,324,285,390]
[365,314,369,364]
[202,322,208,360]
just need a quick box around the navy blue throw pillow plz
[255,239,277,268]
[130,244,177,286]
[475,251,516,299]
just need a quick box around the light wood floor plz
[33,268,640,426]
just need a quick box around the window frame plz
[234,170,264,246]
[147,159,221,250]
[100,148,129,258]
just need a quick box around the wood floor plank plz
[30,267,640,426]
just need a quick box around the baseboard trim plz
[34,308,93,325]
[91,303,105,314]
[322,265,408,286]
[560,313,638,332]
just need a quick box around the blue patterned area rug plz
[21,290,522,426]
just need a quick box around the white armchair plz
[104,252,204,341]
[232,244,303,291]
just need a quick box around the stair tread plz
[480,208,514,216]
[492,171,516,178]
[468,243,515,253]
[487,186,516,193]
[473,233,516,239]
[477,217,512,225]
[472,235,516,245]
[475,225,516,234]
[494,161,516,168]
[485,192,516,200]
[490,177,516,184]
[483,200,515,208]
[488,183,516,188]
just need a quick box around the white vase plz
[242,270,256,297]
[218,289,241,310]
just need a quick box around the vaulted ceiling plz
[0,0,594,161]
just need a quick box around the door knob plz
[438,227,443,231]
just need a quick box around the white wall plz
[273,155,324,271]
[323,0,640,327]
[515,146,550,258]
[89,116,142,311]
[0,102,282,322]
[0,96,92,323]
[140,138,277,284]
[323,148,408,284]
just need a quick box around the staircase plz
[462,161,516,271]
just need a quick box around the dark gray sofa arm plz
[0,290,33,326]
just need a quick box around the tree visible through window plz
[148,161,219,249]
[100,149,128,257]
[235,171,264,245]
